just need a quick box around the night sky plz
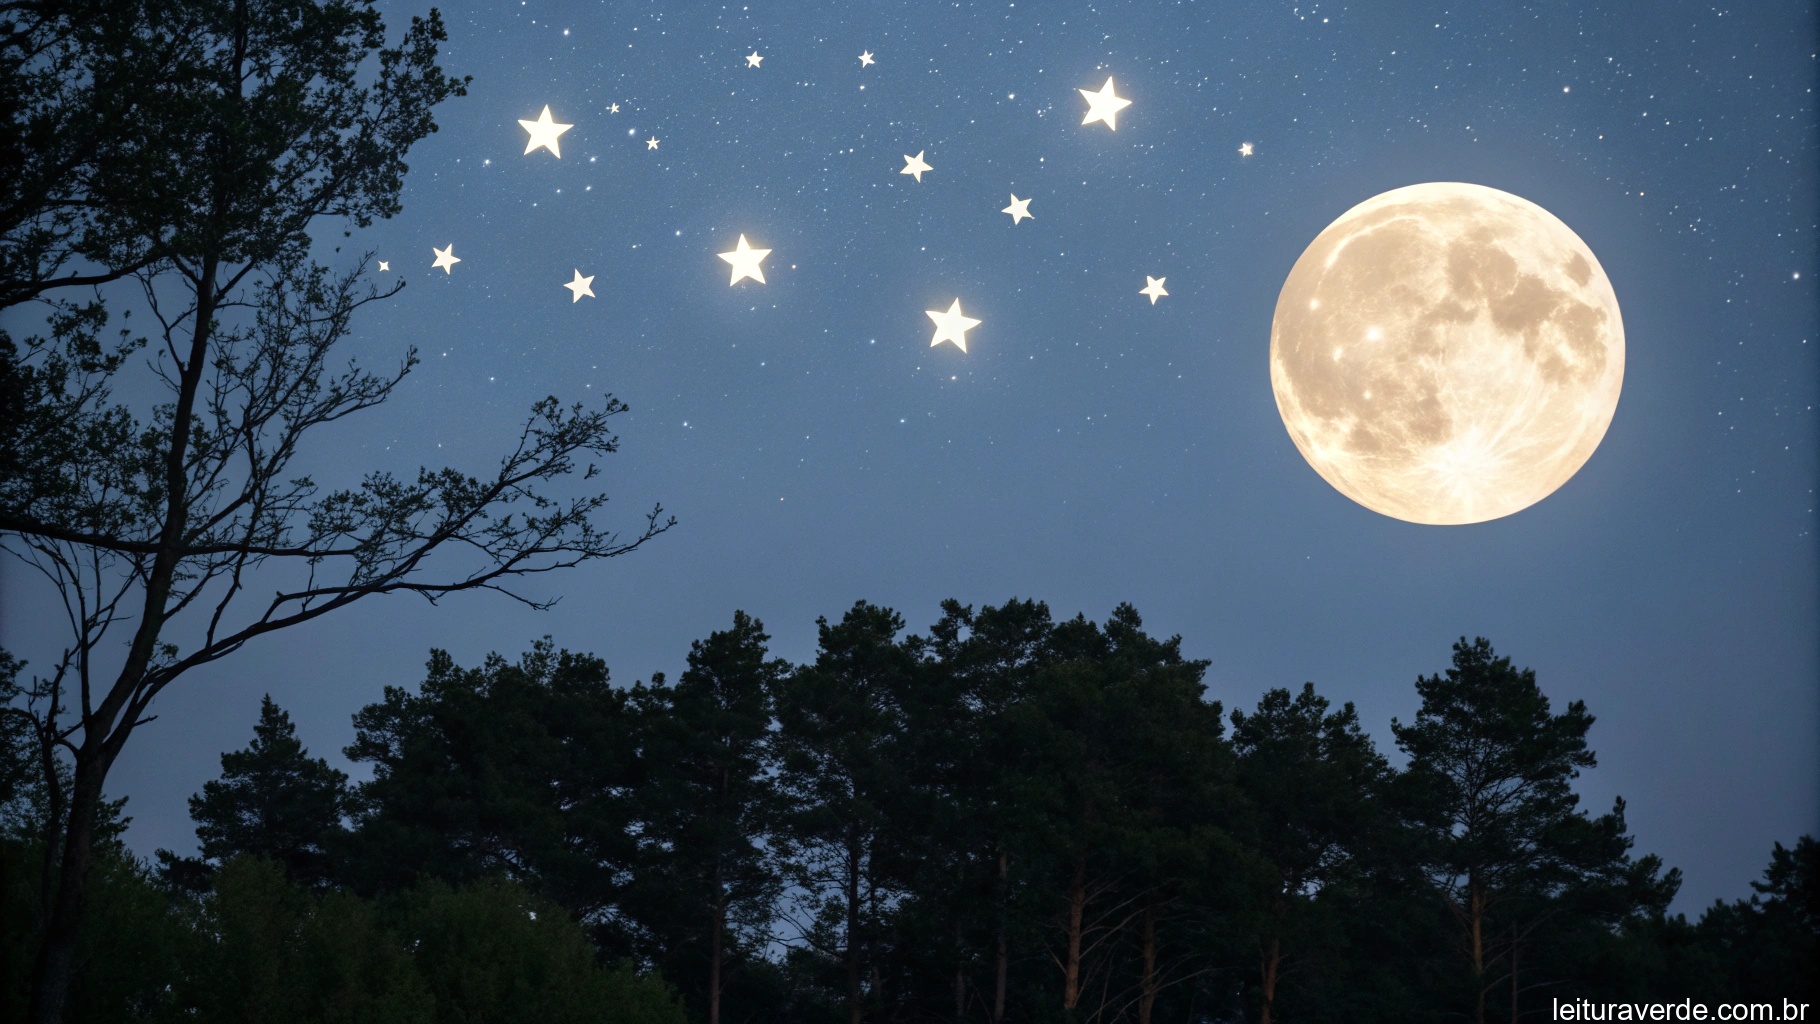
[6,0,1816,912]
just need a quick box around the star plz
[376,260,389,272]
[1239,141,1254,157]
[1078,77,1132,131]
[926,299,981,353]
[431,244,460,274]
[858,51,875,67]
[900,150,932,182]
[1002,194,1034,224]
[745,51,763,68]
[564,269,596,303]
[646,137,659,150]
[718,234,771,285]
[608,103,620,114]
[518,105,573,157]
[1140,276,1168,305]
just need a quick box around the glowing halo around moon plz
[1269,182,1625,525]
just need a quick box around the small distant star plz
[608,103,620,113]
[376,260,389,272]
[718,234,771,285]
[431,244,460,274]
[646,137,660,150]
[1140,276,1168,304]
[1078,77,1132,130]
[518,105,573,157]
[1002,194,1034,224]
[901,150,932,182]
[564,269,596,303]
[858,51,875,67]
[1238,141,1254,157]
[745,51,763,68]
[926,299,981,353]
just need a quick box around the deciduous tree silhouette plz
[0,3,668,1017]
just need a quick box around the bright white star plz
[1078,77,1132,130]
[1002,194,1034,224]
[858,51,875,67]
[564,269,596,303]
[926,299,981,353]
[746,51,763,68]
[1140,276,1168,305]
[718,234,771,285]
[646,137,660,150]
[518,105,574,157]
[431,244,460,274]
[901,150,932,182]
[376,260,389,272]
[1239,141,1254,157]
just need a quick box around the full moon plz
[1269,182,1624,524]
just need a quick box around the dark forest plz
[3,606,1815,1022]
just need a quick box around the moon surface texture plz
[1269,182,1625,525]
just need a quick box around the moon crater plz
[1270,183,1625,525]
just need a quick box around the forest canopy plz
[3,600,1813,1023]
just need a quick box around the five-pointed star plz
[518,105,573,157]
[900,150,932,182]
[718,234,771,285]
[608,103,620,114]
[376,260,389,272]
[1078,77,1132,131]
[858,51,875,66]
[745,51,763,68]
[1001,194,1034,224]
[1238,141,1254,157]
[564,269,596,303]
[926,299,981,353]
[646,137,660,150]
[431,244,460,274]
[1140,276,1168,305]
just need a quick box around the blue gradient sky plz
[5,0,1815,910]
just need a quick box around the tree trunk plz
[27,109,230,1015]
[1062,852,1086,1010]
[1260,933,1282,1024]
[954,916,967,1022]
[710,886,724,1024]
[1509,922,1519,1024]
[993,850,1008,1024]
[1470,880,1486,1024]
[848,839,864,1024]
[28,753,104,1024]
[1138,898,1158,1024]
[711,766,727,1024]
[1260,893,1285,1024]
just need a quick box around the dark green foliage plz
[5,615,1808,1023]
[773,601,924,1023]
[176,857,429,1024]
[344,641,642,917]
[402,878,683,1024]
[1392,637,1682,1023]
[1230,683,1394,1020]
[623,611,788,1024]
[0,837,188,1024]
[1682,836,1819,1001]
[160,695,350,891]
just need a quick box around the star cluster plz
[210,0,1814,915]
